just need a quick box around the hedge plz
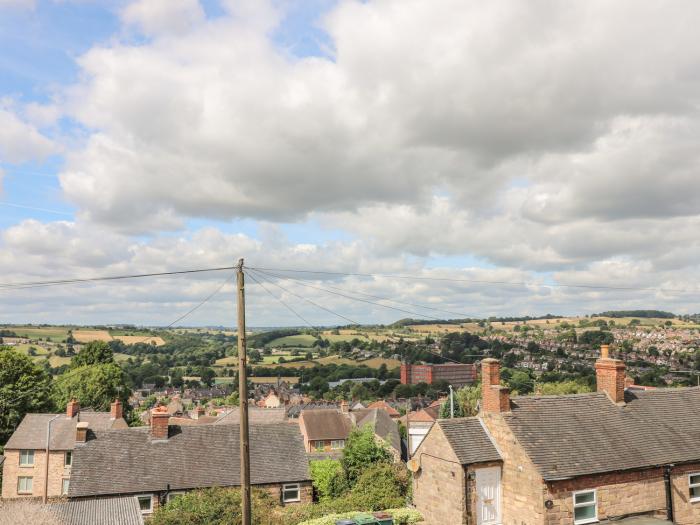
[297,507,423,525]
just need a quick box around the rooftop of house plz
[4,411,127,451]
[503,387,700,480]
[0,496,144,525]
[436,418,502,465]
[366,400,400,417]
[214,406,287,425]
[299,409,353,441]
[353,408,401,452]
[68,422,310,497]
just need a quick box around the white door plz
[475,467,501,525]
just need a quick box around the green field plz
[8,326,69,342]
[264,334,317,348]
[11,343,50,356]
[252,354,401,370]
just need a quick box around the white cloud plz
[0,107,57,164]
[0,0,34,9]
[121,0,205,36]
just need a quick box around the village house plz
[1,399,127,500]
[412,346,700,525]
[66,407,312,517]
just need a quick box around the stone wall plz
[1,449,70,499]
[412,423,466,525]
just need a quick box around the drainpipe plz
[663,464,674,523]
[43,415,60,504]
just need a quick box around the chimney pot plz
[150,406,170,440]
[600,344,610,359]
[66,399,80,419]
[110,399,123,420]
[76,421,89,443]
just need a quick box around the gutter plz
[663,464,674,523]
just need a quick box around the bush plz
[148,487,281,525]
[310,460,344,502]
[345,463,409,511]
[297,508,423,525]
[341,425,392,484]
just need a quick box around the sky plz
[2,0,700,327]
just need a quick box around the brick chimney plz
[193,405,205,420]
[340,400,349,414]
[150,406,170,440]
[66,399,80,419]
[110,399,123,420]
[596,344,626,404]
[76,421,89,443]
[481,358,510,414]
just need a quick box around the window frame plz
[17,476,33,495]
[689,473,700,502]
[314,440,325,452]
[64,451,72,467]
[282,483,301,503]
[573,489,597,525]
[61,478,70,495]
[136,494,154,514]
[19,449,34,467]
[330,439,345,450]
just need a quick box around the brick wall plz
[401,364,475,386]
[412,423,467,525]
[481,413,545,525]
[2,449,70,499]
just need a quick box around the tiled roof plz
[300,409,352,441]
[4,412,127,451]
[437,418,502,465]
[49,496,144,525]
[354,409,401,452]
[215,407,286,425]
[366,400,400,417]
[68,423,310,497]
[503,388,700,480]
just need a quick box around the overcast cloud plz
[2,0,700,324]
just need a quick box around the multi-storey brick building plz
[1,399,127,500]
[412,346,700,525]
[400,362,477,387]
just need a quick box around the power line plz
[253,268,447,321]
[246,266,693,295]
[246,271,317,330]
[0,266,238,290]
[246,269,360,326]
[0,202,73,217]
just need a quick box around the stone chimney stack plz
[76,421,89,443]
[481,358,510,414]
[595,344,626,404]
[110,399,123,420]
[150,406,170,440]
[66,399,80,419]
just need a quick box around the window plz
[19,450,34,467]
[64,451,72,467]
[17,476,33,494]
[136,494,153,514]
[689,473,700,502]
[573,490,597,524]
[314,441,325,452]
[282,483,300,503]
[331,440,345,450]
[61,479,70,495]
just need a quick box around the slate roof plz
[4,412,127,451]
[367,400,400,417]
[437,418,502,465]
[215,407,286,425]
[503,387,700,480]
[354,409,401,452]
[287,402,339,418]
[68,423,310,497]
[300,409,352,441]
[49,496,144,525]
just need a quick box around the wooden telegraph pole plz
[237,259,252,525]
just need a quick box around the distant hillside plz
[592,310,676,319]
[391,314,563,327]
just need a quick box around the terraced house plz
[413,346,700,525]
[1,399,127,500]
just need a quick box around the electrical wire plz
[246,269,360,326]
[246,266,693,295]
[246,270,318,331]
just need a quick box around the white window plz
[17,476,33,494]
[136,494,153,514]
[314,441,325,452]
[689,473,700,502]
[331,440,345,450]
[19,450,34,467]
[573,489,597,524]
[167,491,186,503]
[61,479,70,495]
[64,451,72,467]
[282,483,300,503]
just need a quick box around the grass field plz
[9,326,69,342]
[264,334,317,348]
[72,330,165,346]
[252,354,401,370]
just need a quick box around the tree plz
[309,459,344,502]
[341,425,392,484]
[537,381,592,395]
[149,487,279,525]
[72,340,114,367]
[52,364,130,412]
[0,347,54,445]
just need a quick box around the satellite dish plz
[407,458,421,473]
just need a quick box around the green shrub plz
[341,425,392,484]
[310,459,344,502]
[147,487,281,525]
[297,507,423,525]
[345,463,409,510]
